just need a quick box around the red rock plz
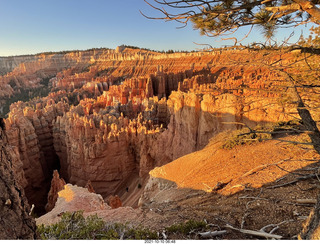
[2,48,307,212]
[85,180,95,193]
[45,170,66,212]
[36,184,111,226]
[107,195,122,209]
[0,127,37,239]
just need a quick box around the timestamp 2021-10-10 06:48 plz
[144,240,176,243]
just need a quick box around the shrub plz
[221,120,301,149]
[37,211,159,240]
[37,212,216,240]
[165,220,207,235]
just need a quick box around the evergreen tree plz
[143,0,320,39]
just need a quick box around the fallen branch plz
[260,220,291,235]
[298,216,309,221]
[225,224,282,239]
[241,158,290,178]
[241,212,250,229]
[260,223,278,233]
[29,204,35,216]
[275,164,306,176]
[238,196,268,201]
[199,230,227,238]
[295,199,317,204]
[275,175,287,182]
[284,201,316,206]
[266,174,318,189]
[162,230,167,239]
[212,180,231,191]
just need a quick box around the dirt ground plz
[127,132,320,240]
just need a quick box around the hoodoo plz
[3,48,297,211]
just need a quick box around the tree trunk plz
[295,98,320,239]
[290,85,320,240]
[0,129,37,239]
[296,100,320,154]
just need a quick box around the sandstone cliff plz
[0,128,37,239]
[5,97,70,214]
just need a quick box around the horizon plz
[0,0,313,57]
[0,44,252,58]
[0,45,204,58]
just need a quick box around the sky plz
[0,0,313,56]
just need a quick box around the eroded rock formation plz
[36,184,110,226]
[2,47,318,218]
[36,183,143,227]
[5,99,69,214]
[0,128,37,239]
[45,170,66,212]
[85,180,95,193]
[107,195,122,209]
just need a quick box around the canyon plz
[1,46,320,238]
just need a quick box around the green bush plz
[221,120,301,149]
[165,220,207,235]
[37,211,158,240]
[1,86,51,117]
[37,212,215,240]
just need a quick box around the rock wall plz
[0,55,41,75]
[35,80,293,201]
[0,128,37,239]
[5,99,69,214]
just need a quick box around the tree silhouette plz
[142,0,320,39]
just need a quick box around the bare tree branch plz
[142,0,320,39]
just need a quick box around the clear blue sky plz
[0,0,312,56]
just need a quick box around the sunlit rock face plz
[36,184,111,226]
[3,47,306,211]
[36,183,141,227]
